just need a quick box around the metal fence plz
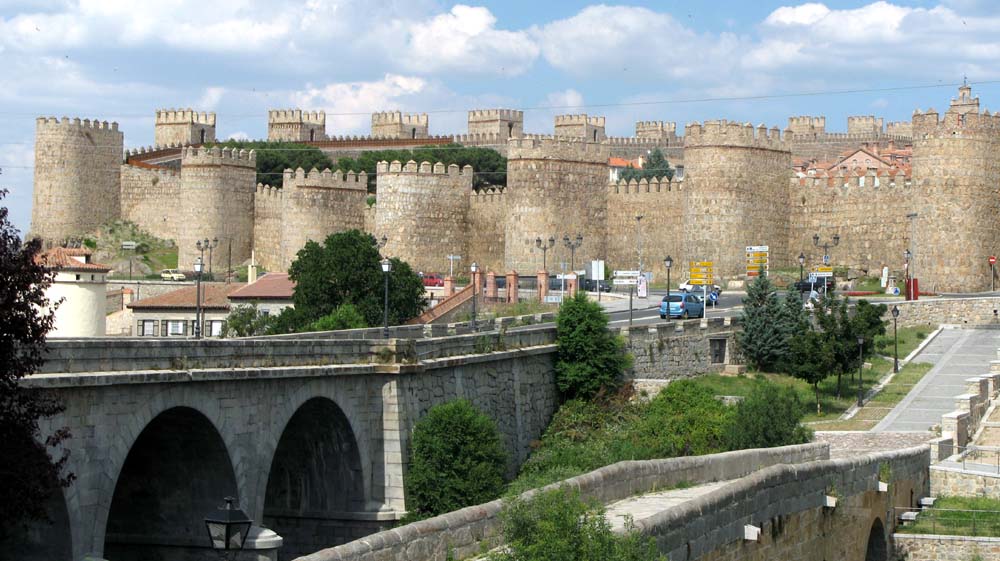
[896,506,1000,536]
[955,445,1000,473]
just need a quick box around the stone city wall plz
[253,183,284,273]
[467,187,507,273]
[930,465,1000,498]
[892,297,1000,328]
[375,161,474,275]
[295,443,830,561]
[787,171,913,274]
[893,534,1000,561]
[605,177,684,280]
[620,317,740,381]
[31,117,124,242]
[119,163,181,241]
[153,108,216,146]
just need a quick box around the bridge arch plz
[865,517,888,561]
[263,396,369,558]
[103,406,239,561]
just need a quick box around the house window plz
[166,320,187,336]
[709,339,727,364]
[75,274,81,281]
[209,320,225,337]
[138,319,157,336]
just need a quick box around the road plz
[602,289,745,328]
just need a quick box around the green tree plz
[737,275,787,371]
[405,400,508,519]
[629,380,733,457]
[813,295,886,397]
[724,382,812,449]
[213,140,334,187]
[780,331,837,414]
[337,144,506,190]
[555,292,632,400]
[223,303,274,337]
[619,149,675,182]
[308,304,367,331]
[287,229,426,328]
[491,487,665,561]
[0,190,73,535]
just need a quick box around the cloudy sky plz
[3,0,1000,234]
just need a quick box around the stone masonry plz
[268,109,328,142]
[154,108,216,146]
[371,111,429,139]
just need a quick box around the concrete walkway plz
[874,328,1000,432]
[603,480,733,532]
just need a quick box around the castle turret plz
[682,121,791,280]
[467,109,523,139]
[267,109,327,142]
[154,108,216,146]
[787,116,826,135]
[554,114,606,142]
[911,85,1000,292]
[634,121,678,141]
[504,137,609,272]
[31,117,124,243]
[177,147,257,274]
[371,111,429,139]
[374,160,473,273]
[847,116,885,135]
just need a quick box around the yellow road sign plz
[690,261,714,267]
[689,279,714,285]
[745,265,761,272]
[747,258,769,264]
[816,266,833,273]
[746,251,769,258]
[690,267,713,274]
[691,272,713,279]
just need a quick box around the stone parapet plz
[506,136,609,163]
[684,120,787,152]
[155,108,216,126]
[268,109,325,125]
[180,146,255,167]
[893,534,1000,561]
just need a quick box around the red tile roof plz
[36,247,111,272]
[228,273,295,301]
[128,283,242,311]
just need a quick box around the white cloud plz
[291,74,431,134]
[764,3,831,26]
[198,87,226,110]
[543,89,585,112]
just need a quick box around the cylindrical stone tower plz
[177,147,257,273]
[911,89,1000,292]
[682,121,791,282]
[31,117,124,243]
[504,137,609,273]
[374,160,473,274]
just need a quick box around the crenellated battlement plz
[371,111,428,126]
[281,167,367,190]
[121,161,179,177]
[507,136,609,163]
[470,186,506,205]
[36,116,120,133]
[468,109,523,122]
[180,146,256,167]
[376,160,473,177]
[125,143,185,157]
[886,121,912,136]
[684,120,787,151]
[787,116,826,134]
[155,108,216,126]
[603,136,682,147]
[912,103,1000,136]
[634,121,678,138]
[847,115,884,135]
[555,114,605,127]
[453,132,508,146]
[608,176,681,195]
[268,109,326,126]
[794,167,912,189]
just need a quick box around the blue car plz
[659,293,705,319]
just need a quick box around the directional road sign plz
[689,279,715,285]
[614,270,641,277]
[613,278,638,285]
[745,245,769,252]
[690,261,714,267]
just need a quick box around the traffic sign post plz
[745,245,769,278]
[991,256,997,291]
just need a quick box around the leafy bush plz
[724,382,812,449]
[308,304,367,331]
[223,304,274,337]
[555,292,632,400]
[405,400,508,518]
[491,487,665,561]
[628,380,733,457]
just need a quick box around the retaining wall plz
[931,465,1000,497]
[894,534,1000,560]
[620,317,740,380]
[894,297,1000,328]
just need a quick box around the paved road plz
[873,328,1000,432]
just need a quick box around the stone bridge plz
[14,327,559,561]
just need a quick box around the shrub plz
[626,380,733,457]
[223,304,274,337]
[308,304,367,331]
[405,400,508,518]
[491,486,665,561]
[555,292,632,400]
[724,382,812,450]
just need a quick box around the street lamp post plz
[204,496,253,560]
[635,215,644,272]
[206,237,219,280]
[194,238,211,339]
[563,234,583,273]
[892,305,900,373]
[470,262,478,331]
[535,236,555,271]
[904,249,913,299]
[857,336,865,407]
[798,252,806,282]
[664,255,673,319]
[381,258,392,339]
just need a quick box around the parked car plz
[421,273,444,287]
[583,278,612,292]
[793,277,835,293]
[678,279,721,293]
[160,269,186,281]
[659,293,705,320]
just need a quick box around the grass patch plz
[874,324,935,360]
[142,246,178,272]
[904,496,1000,537]
[483,300,557,319]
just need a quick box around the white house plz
[38,247,111,337]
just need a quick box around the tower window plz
[411,127,416,139]
[310,129,315,141]
[200,129,206,143]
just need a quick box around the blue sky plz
[3,0,1000,234]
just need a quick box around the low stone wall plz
[931,465,1000,497]
[294,443,830,561]
[894,534,1000,560]
[106,279,194,302]
[619,317,741,380]
[895,296,1000,328]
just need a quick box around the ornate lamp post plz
[857,336,865,407]
[664,255,673,318]
[381,258,392,339]
[563,234,583,272]
[535,236,555,271]
[470,262,478,331]
[204,496,253,560]
[892,305,900,373]
[194,238,210,338]
[206,237,219,279]
[798,252,806,282]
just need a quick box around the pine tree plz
[737,275,786,371]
